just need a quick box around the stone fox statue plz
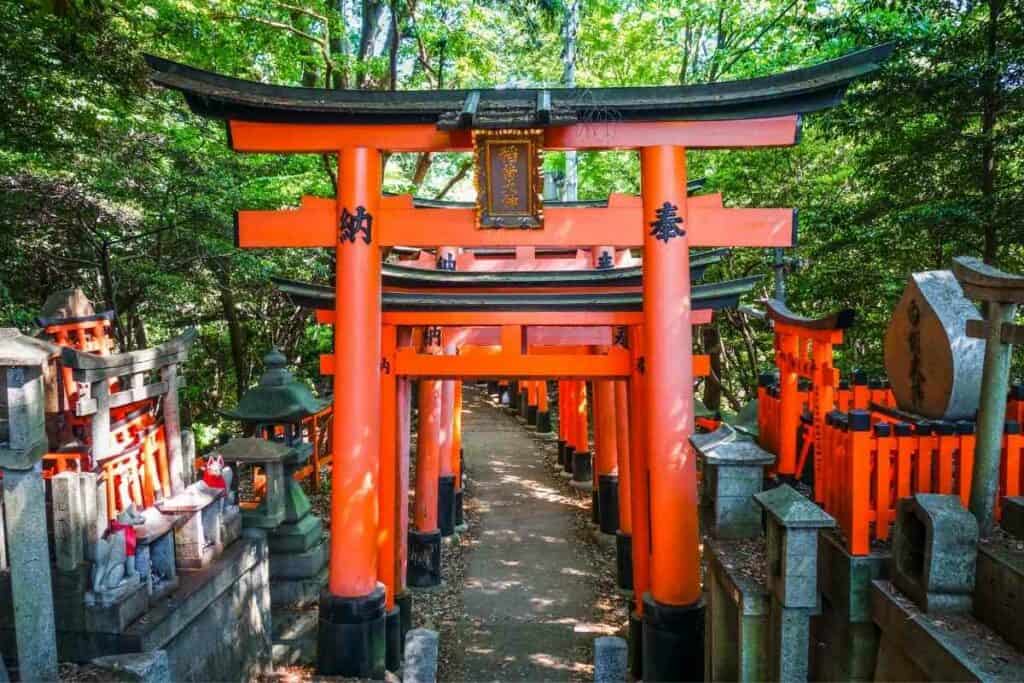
[200,453,233,502]
[91,481,145,594]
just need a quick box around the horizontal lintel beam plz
[237,195,794,249]
[228,116,799,154]
[315,310,712,326]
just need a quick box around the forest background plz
[2,0,1021,444]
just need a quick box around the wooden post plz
[319,146,386,678]
[395,365,413,640]
[453,379,465,529]
[627,325,650,678]
[570,381,592,486]
[594,378,619,534]
[409,354,443,588]
[640,144,703,681]
[378,325,402,670]
[438,339,456,537]
[614,378,633,589]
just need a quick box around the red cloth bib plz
[203,470,226,489]
[105,520,137,557]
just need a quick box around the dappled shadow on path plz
[456,386,618,682]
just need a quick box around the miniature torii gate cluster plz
[149,43,890,681]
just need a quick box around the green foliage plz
[1,0,1021,431]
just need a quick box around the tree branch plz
[716,0,798,80]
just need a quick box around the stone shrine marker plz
[884,271,984,420]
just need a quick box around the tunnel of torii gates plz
[148,42,890,681]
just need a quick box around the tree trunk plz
[980,0,1003,264]
[357,0,386,88]
[701,326,722,411]
[215,259,248,401]
[329,0,350,88]
[561,0,579,201]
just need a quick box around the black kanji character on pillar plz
[339,206,373,244]
[424,327,442,347]
[596,251,614,269]
[636,357,646,374]
[380,357,391,374]
[613,326,627,347]
[649,201,685,243]
[437,253,456,271]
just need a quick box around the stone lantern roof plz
[222,348,326,424]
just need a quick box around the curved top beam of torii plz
[145,45,892,130]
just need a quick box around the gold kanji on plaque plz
[473,129,544,229]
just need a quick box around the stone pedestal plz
[892,494,978,613]
[705,539,769,682]
[693,428,774,540]
[159,486,226,570]
[754,484,835,681]
[1,467,58,682]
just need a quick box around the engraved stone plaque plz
[883,271,984,420]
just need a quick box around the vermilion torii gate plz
[149,43,890,681]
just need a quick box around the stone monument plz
[883,270,983,420]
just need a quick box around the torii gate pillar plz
[640,145,703,681]
[318,147,386,677]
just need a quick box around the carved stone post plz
[953,256,1024,532]
[160,362,185,494]
[0,329,59,682]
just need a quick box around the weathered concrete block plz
[92,650,171,683]
[974,542,1024,652]
[817,528,889,623]
[1002,496,1024,539]
[810,529,887,681]
[871,579,1024,681]
[884,271,984,420]
[706,540,769,682]
[51,471,85,571]
[754,484,835,609]
[404,628,439,683]
[594,636,627,683]
[892,494,978,613]
[810,609,879,682]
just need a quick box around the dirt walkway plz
[454,386,615,682]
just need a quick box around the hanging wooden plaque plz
[473,129,544,229]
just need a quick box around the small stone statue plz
[90,513,141,595]
[89,481,144,600]
[200,454,234,504]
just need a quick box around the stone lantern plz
[220,348,329,609]
[0,328,59,681]
[222,347,326,446]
